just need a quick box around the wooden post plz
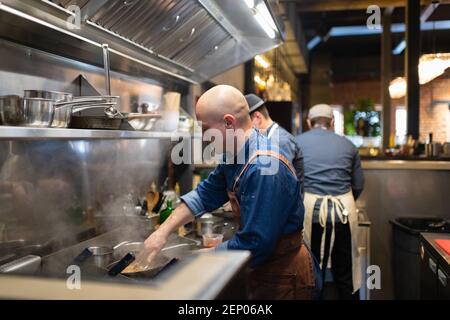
[405,0,421,139]
[381,8,393,150]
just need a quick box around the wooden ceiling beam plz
[293,0,449,12]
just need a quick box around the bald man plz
[142,85,321,300]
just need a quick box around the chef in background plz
[245,94,304,192]
[295,104,364,300]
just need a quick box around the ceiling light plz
[389,77,407,99]
[244,0,254,8]
[392,40,406,55]
[256,3,277,30]
[255,55,270,69]
[254,74,266,89]
[254,12,276,39]
[418,53,450,84]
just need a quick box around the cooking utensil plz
[108,253,135,276]
[74,241,129,264]
[69,115,123,130]
[0,96,55,127]
[24,90,72,102]
[153,195,166,214]
[127,113,162,131]
[69,104,124,130]
[102,44,111,96]
[55,96,120,107]
[74,248,93,263]
[146,183,160,214]
[0,255,41,274]
[146,258,178,278]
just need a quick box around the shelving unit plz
[0,126,191,140]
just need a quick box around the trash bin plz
[390,217,450,300]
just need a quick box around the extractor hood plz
[0,0,284,83]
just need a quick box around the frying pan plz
[107,241,176,278]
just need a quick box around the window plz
[331,105,344,136]
[395,106,407,144]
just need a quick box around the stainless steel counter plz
[0,224,250,300]
[362,160,450,170]
[0,250,250,300]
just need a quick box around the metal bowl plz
[127,113,162,131]
[24,90,73,102]
[0,96,55,127]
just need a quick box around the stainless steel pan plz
[24,90,72,102]
[109,241,173,278]
[0,96,55,127]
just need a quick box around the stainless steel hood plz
[0,0,284,83]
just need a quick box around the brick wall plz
[331,75,450,143]
[419,77,450,142]
[331,79,381,106]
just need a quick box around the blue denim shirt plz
[181,129,304,267]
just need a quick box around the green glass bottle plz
[159,200,173,224]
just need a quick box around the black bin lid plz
[390,217,450,234]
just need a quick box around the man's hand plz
[139,203,195,265]
[141,229,168,264]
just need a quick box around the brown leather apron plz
[228,150,316,300]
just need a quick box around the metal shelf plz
[0,126,191,140]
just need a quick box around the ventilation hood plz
[0,0,284,83]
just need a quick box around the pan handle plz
[126,113,162,121]
[73,248,93,264]
[108,253,135,277]
[152,258,179,278]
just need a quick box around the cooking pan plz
[68,104,125,130]
[108,241,175,278]
[54,96,120,128]
[69,109,160,131]
[74,241,129,263]
[0,96,55,127]
[24,90,73,102]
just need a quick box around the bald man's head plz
[196,85,252,131]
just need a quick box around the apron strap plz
[232,150,297,192]
[267,123,279,139]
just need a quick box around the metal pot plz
[0,96,55,127]
[127,113,162,131]
[24,90,73,102]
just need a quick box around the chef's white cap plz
[308,104,333,120]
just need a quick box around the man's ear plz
[223,114,236,129]
[306,119,312,130]
[330,118,335,130]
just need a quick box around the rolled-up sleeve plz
[181,165,229,217]
[351,150,365,200]
[225,159,301,266]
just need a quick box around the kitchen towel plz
[435,239,450,256]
